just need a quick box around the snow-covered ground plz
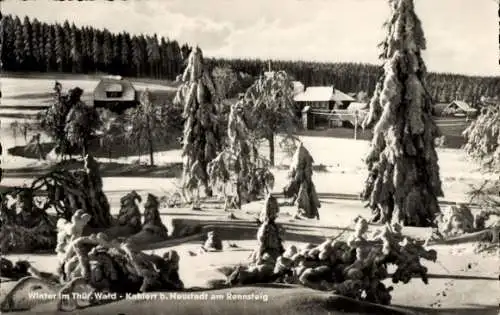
[1,129,492,204]
[3,202,499,315]
[1,76,498,314]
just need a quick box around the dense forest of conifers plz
[2,13,500,104]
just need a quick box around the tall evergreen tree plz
[139,35,149,76]
[30,18,42,71]
[361,0,443,227]
[54,23,65,72]
[1,15,16,70]
[131,35,143,76]
[22,16,33,70]
[174,47,220,205]
[170,40,183,78]
[149,34,161,78]
[70,23,82,73]
[44,24,55,72]
[83,27,94,72]
[121,32,131,75]
[112,33,122,74]
[13,16,26,69]
[145,35,155,77]
[102,29,113,72]
[160,37,170,78]
[63,20,72,71]
[92,28,102,72]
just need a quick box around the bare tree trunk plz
[148,140,155,166]
[82,141,88,159]
[354,112,358,140]
[268,134,275,166]
[147,117,155,166]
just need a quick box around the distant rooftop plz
[294,86,355,102]
[450,100,477,112]
[102,75,123,80]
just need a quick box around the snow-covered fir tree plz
[283,142,321,219]
[207,100,274,210]
[174,47,221,207]
[361,0,443,227]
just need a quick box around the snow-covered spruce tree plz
[38,82,73,159]
[361,0,443,227]
[463,105,500,171]
[0,142,2,184]
[174,47,220,207]
[207,100,274,210]
[283,142,320,219]
[64,88,102,158]
[463,104,500,208]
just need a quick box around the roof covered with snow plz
[294,86,355,102]
[93,77,136,101]
[449,100,477,112]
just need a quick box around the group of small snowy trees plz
[175,0,449,228]
[38,81,182,166]
[173,47,324,219]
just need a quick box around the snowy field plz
[1,76,176,101]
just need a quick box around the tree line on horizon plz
[2,13,500,105]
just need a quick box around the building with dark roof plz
[93,76,138,114]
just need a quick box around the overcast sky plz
[3,0,499,76]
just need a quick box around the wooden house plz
[294,86,355,111]
[432,100,477,118]
[93,76,138,114]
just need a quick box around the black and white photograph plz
[0,0,499,314]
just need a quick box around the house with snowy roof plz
[293,86,355,111]
[93,75,139,114]
[432,100,477,118]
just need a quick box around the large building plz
[294,86,355,111]
[93,76,138,114]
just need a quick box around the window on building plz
[106,91,122,98]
